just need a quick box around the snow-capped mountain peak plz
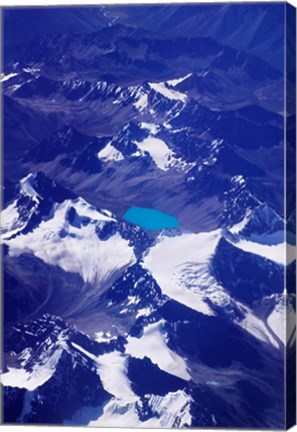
[20,173,43,203]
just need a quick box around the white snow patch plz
[89,390,192,428]
[1,201,22,236]
[71,198,115,223]
[23,67,41,75]
[94,331,116,343]
[0,72,18,82]
[167,73,192,87]
[125,320,190,381]
[71,342,98,361]
[1,349,62,391]
[140,122,160,135]
[149,82,187,103]
[229,211,252,234]
[127,295,138,306]
[169,157,195,173]
[19,348,32,366]
[71,343,137,403]
[143,231,221,315]
[232,175,245,186]
[96,351,137,403]
[133,135,192,172]
[133,136,174,171]
[232,239,295,266]
[267,303,285,344]
[135,307,152,319]
[239,309,279,349]
[267,296,294,346]
[134,93,148,111]
[98,142,124,162]
[20,174,42,203]
[286,298,296,347]
[10,84,22,92]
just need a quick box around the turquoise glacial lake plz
[124,206,180,230]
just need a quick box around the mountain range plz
[1,3,295,429]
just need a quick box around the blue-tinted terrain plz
[1,3,296,429]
